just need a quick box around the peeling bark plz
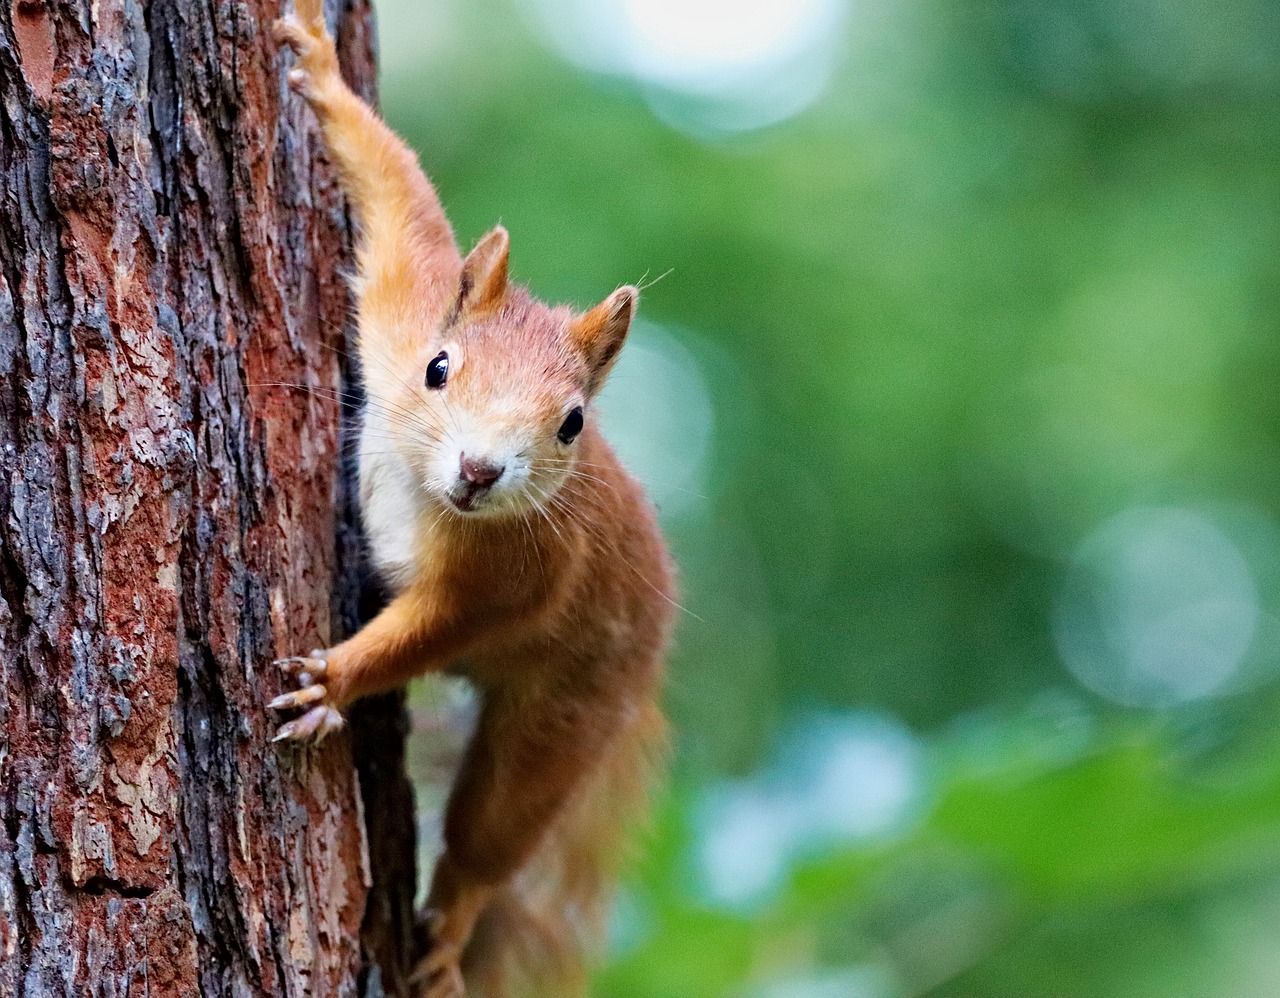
[0,0,415,995]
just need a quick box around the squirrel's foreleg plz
[274,1,461,328]
[270,590,474,743]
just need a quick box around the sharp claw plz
[274,655,327,676]
[312,707,346,743]
[290,705,328,739]
[272,705,345,744]
[268,684,327,711]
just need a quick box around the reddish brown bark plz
[0,1,416,994]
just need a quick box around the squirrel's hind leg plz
[420,690,618,996]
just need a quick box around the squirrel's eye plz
[557,406,584,444]
[425,351,449,389]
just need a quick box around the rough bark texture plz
[0,0,416,994]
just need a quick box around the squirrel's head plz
[382,225,637,519]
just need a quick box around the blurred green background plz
[373,0,1280,994]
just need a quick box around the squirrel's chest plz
[358,439,424,593]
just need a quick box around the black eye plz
[425,351,449,389]
[557,406,584,444]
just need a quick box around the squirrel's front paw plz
[270,650,346,743]
[273,0,339,99]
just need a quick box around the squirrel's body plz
[269,4,674,996]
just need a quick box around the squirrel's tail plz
[459,700,668,998]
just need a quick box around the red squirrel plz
[269,2,674,996]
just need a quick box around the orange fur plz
[271,4,675,996]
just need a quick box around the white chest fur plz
[358,407,424,593]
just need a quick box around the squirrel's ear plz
[455,225,510,317]
[571,286,637,393]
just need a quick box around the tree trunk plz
[0,0,417,994]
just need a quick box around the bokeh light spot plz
[1054,507,1260,708]
[596,321,715,523]
[752,966,900,998]
[696,712,925,910]
[519,0,847,134]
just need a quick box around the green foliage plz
[381,0,1280,991]
[602,714,1280,997]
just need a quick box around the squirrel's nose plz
[459,453,504,489]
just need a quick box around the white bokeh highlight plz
[752,966,900,998]
[595,321,715,523]
[696,712,925,910]
[1054,506,1260,708]
[520,0,847,134]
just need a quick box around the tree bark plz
[0,0,416,995]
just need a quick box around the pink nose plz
[460,453,504,489]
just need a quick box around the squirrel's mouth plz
[447,483,493,513]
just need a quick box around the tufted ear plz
[454,225,510,318]
[570,286,637,394]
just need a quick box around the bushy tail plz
[459,700,668,998]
